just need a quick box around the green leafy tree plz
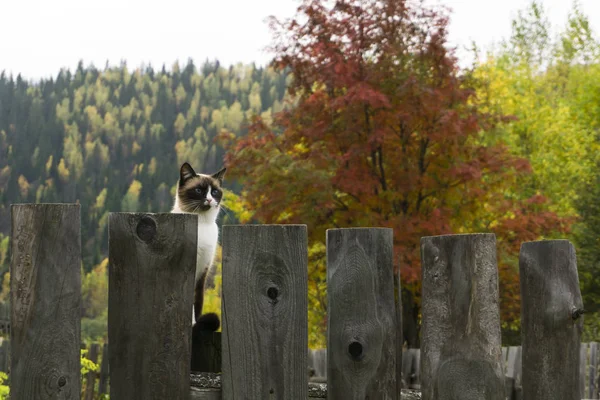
[472,0,600,340]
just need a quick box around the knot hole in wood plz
[571,307,585,320]
[348,341,364,361]
[136,216,157,242]
[267,286,279,302]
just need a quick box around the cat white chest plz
[196,222,218,280]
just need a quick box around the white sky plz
[1,0,599,80]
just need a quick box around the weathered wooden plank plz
[10,203,81,399]
[0,338,8,373]
[505,346,519,400]
[420,233,504,400]
[221,225,308,399]
[190,372,423,399]
[327,228,397,398]
[506,346,518,379]
[395,266,404,393]
[108,213,197,400]
[98,343,109,396]
[503,377,515,400]
[579,343,588,399]
[402,349,415,388]
[191,331,221,373]
[413,347,421,390]
[513,346,523,400]
[520,240,583,400]
[308,348,327,381]
[84,343,100,400]
[590,342,598,399]
[190,387,221,400]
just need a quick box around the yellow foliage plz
[127,180,142,197]
[133,163,144,176]
[200,106,210,122]
[473,57,596,216]
[132,141,142,155]
[17,175,30,198]
[223,190,254,223]
[82,259,109,318]
[174,113,187,136]
[35,184,44,203]
[148,157,157,176]
[202,245,222,330]
[0,371,9,399]
[57,158,70,182]
[307,242,327,348]
[0,236,8,268]
[94,189,107,211]
[0,273,9,303]
[260,109,272,127]
[121,180,142,211]
[0,166,10,183]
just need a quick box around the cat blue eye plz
[195,188,203,194]
[211,189,219,196]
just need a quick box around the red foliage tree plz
[220,0,568,345]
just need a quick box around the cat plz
[172,162,225,333]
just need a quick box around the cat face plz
[176,162,226,214]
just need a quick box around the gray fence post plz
[420,233,504,400]
[520,240,583,400]
[327,228,398,398]
[108,213,197,400]
[221,225,308,399]
[10,204,81,399]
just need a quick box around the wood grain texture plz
[98,343,109,396]
[520,240,583,400]
[579,343,587,399]
[326,228,397,399]
[395,267,403,392]
[0,339,8,374]
[420,234,504,400]
[402,349,415,389]
[590,342,599,399]
[190,387,222,400]
[10,203,81,399]
[108,213,197,400]
[191,331,221,372]
[221,225,308,400]
[308,348,327,380]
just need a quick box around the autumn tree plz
[472,1,600,340]
[221,0,567,346]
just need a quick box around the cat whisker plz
[192,202,203,214]
[219,206,232,219]
[220,203,233,212]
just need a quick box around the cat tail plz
[193,312,220,333]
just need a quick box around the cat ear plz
[180,162,197,184]
[212,167,227,184]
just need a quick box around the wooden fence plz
[7,204,593,399]
[307,344,600,399]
